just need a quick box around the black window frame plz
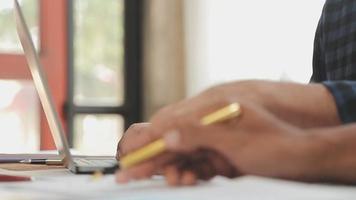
[65,0,143,147]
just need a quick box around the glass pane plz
[0,0,39,53]
[0,80,40,153]
[73,114,124,156]
[73,0,125,106]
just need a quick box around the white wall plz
[184,0,326,96]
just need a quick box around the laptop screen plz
[13,0,74,167]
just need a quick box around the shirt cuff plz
[322,81,356,124]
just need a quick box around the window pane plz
[73,114,124,156]
[73,0,125,106]
[0,80,40,153]
[0,0,39,53]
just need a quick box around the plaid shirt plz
[312,0,356,123]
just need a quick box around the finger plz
[117,152,175,183]
[162,152,213,182]
[191,157,217,180]
[116,161,156,183]
[117,123,148,160]
[165,167,198,186]
[163,128,222,153]
[117,123,154,160]
[203,150,239,179]
[180,171,197,186]
[115,170,130,183]
[173,151,217,181]
[164,165,180,186]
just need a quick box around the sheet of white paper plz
[1,174,356,200]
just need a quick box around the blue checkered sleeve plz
[323,81,356,124]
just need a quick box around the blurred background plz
[0,0,325,155]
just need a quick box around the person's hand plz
[160,149,240,185]
[115,86,244,183]
[115,80,338,185]
[115,82,239,161]
[116,92,313,185]
[117,80,339,162]
[116,123,239,185]
[161,102,311,181]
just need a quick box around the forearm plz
[302,125,356,184]
[215,80,341,128]
[259,82,340,128]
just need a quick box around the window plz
[0,0,39,53]
[0,0,68,152]
[0,0,141,153]
[0,0,40,153]
[67,0,143,155]
[185,0,325,95]
[0,80,39,152]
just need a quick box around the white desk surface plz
[1,167,356,200]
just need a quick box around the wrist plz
[211,80,340,128]
[257,83,340,128]
[292,130,328,182]
[297,128,356,183]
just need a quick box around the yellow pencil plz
[120,103,242,169]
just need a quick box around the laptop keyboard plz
[74,158,117,167]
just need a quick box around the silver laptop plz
[14,0,119,174]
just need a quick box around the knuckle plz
[128,123,142,131]
[126,123,150,136]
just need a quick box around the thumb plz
[163,129,220,153]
